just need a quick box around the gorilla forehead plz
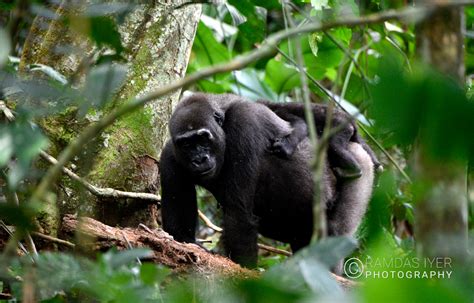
[170,94,220,134]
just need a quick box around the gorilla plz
[160,93,376,269]
[262,101,382,179]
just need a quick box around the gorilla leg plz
[326,142,375,274]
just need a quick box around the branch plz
[31,231,75,248]
[31,2,461,205]
[39,151,160,202]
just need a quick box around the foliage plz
[0,0,473,302]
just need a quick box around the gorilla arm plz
[160,143,198,244]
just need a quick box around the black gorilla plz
[262,101,382,179]
[160,93,375,268]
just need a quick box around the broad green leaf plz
[299,259,342,294]
[228,0,266,49]
[140,264,170,285]
[264,59,301,93]
[231,69,278,101]
[71,16,124,54]
[265,236,357,293]
[189,22,230,69]
[370,60,474,162]
[33,253,90,300]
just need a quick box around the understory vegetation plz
[0,0,473,302]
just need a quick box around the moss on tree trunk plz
[20,3,202,231]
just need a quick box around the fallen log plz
[60,214,256,278]
[60,215,356,289]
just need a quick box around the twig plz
[31,232,75,248]
[39,151,160,202]
[30,3,455,206]
[257,243,292,257]
[198,210,222,232]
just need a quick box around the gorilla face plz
[169,98,226,180]
[174,128,218,177]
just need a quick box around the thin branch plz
[257,243,292,257]
[198,211,222,232]
[31,1,472,211]
[39,151,160,202]
[31,232,75,248]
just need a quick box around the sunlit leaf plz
[265,59,301,94]
[228,0,266,49]
[0,130,14,166]
[231,69,278,101]
[0,29,11,68]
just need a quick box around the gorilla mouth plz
[198,167,214,176]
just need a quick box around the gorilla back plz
[160,93,375,268]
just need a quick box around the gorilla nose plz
[192,155,209,166]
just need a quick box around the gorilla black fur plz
[160,93,375,269]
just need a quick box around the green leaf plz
[0,203,40,232]
[71,16,124,54]
[0,29,11,68]
[264,59,301,93]
[231,69,278,101]
[299,259,342,294]
[80,63,128,116]
[370,59,474,162]
[249,0,281,9]
[140,264,170,286]
[90,17,124,54]
[191,22,231,68]
[101,248,152,269]
[0,123,48,188]
[228,0,266,48]
[33,253,90,300]
[265,236,357,294]
[0,130,14,166]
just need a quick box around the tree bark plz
[19,3,202,230]
[414,4,468,260]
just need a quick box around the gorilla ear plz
[213,112,224,126]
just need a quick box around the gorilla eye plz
[213,112,224,126]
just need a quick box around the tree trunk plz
[414,4,468,260]
[19,3,202,230]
